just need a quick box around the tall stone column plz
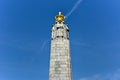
[49,12,72,80]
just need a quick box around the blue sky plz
[0,0,120,80]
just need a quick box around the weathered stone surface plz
[49,22,72,80]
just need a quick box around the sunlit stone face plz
[49,14,72,80]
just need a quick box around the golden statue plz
[55,12,65,22]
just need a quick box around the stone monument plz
[49,12,72,80]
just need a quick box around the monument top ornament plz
[55,12,65,22]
